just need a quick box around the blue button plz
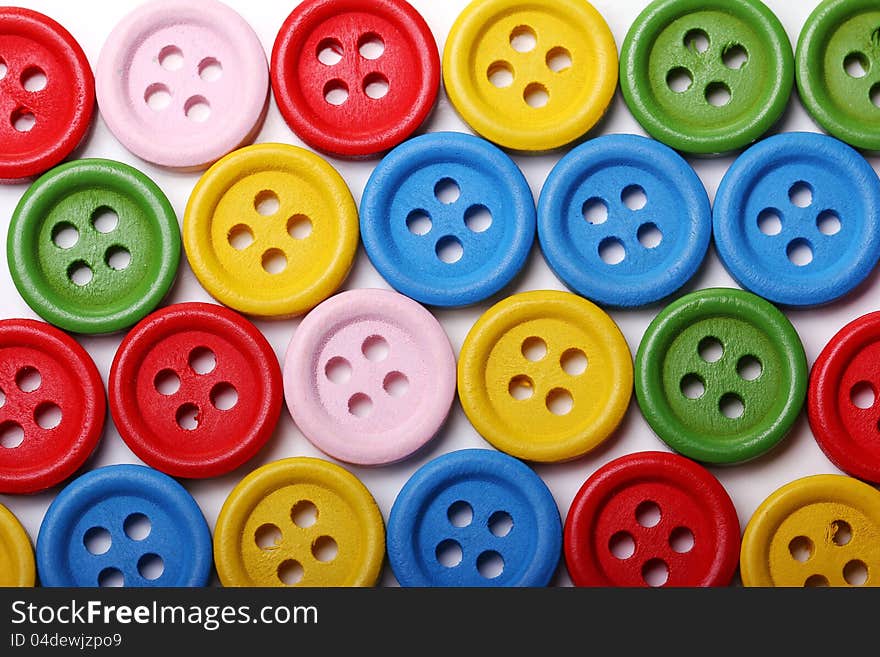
[714,132,880,307]
[538,134,711,308]
[387,449,561,587]
[36,464,211,587]
[360,132,535,307]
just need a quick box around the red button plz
[564,452,740,587]
[0,319,105,494]
[109,303,283,479]
[271,0,440,157]
[0,8,94,182]
[809,311,880,484]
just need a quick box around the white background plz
[1,0,875,587]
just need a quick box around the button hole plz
[667,67,693,93]
[510,25,537,53]
[16,366,41,392]
[642,558,669,587]
[288,214,313,240]
[488,60,514,88]
[434,178,461,204]
[669,527,695,553]
[546,388,573,415]
[51,222,79,249]
[34,402,62,430]
[684,29,710,54]
[278,559,304,585]
[622,185,647,211]
[358,33,385,60]
[817,210,841,236]
[844,560,868,586]
[137,553,164,581]
[546,46,571,72]
[583,198,608,225]
[189,347,216,374]
[154,369,181,395]
[67,261,93,287]
[363,72,389,100]
[609,531,635,559]
[789,535,813,562]
[98,568,124,588]
[757,208,782,236]
[20,66,47,92]
[599,237,626,265]
[317,38,344,66]
[105,246,131,271]
[830,520,852,546]
[508,375,534,400]
[184,95,211,122]
[228,224,254,250]
[0,421,23,449]
[719,392,745,419]
[637,223,663,249]
[488,511,513,538]
[254,190,280,216]
[348,393,373,418]
[324,79,349,106]
[477,550,504,579]
[844,52,870,78]
[255,523,282,550]
[144,83,171,111]
[406,209,432,236]
[175,404,200,431]
[680,374,705,400]
[524,82,549,108]
[158,45,183,71]
[722,44,748,70]
[698,336,723,363]
[464,204,493,233]
[312,535,338,562]
[560,348,587,376]
[636,501,661,528]
[84,527,112,555]
[198,57,223,81]
[11,107,35,132]
[522,337,547,362]
[787,238,814,267]
[448,501,473,528]
[789,181,814,208]
[261,249,288,274]
[210,382,238,411]
[362,335,389,362]
[705,81,731,107]
[737,355,763,381]
[92,207,119,233]
[436,236,463,264]
[436,539,462,568]
[383,371,409,398]
[291,501,318,528]
[325,357,352,384]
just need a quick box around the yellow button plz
[0,503,35,587]
[458,290,633,462]
[184,144,359,318]
[214,457,385,587]
[742,475,880,587]
[443,0,618,152]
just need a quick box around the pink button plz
[96,0,269,170]
[284,289,456,465]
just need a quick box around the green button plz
[797,0,880,151]
[7,159,180,335]
[620,0,794,155]
[635,288,807,464]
